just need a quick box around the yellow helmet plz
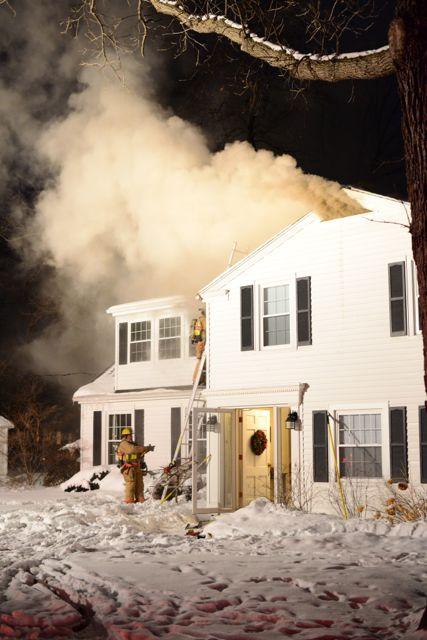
[121,427,132,437]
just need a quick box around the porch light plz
[285,411,299,429]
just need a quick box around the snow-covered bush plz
[61,466,111,492]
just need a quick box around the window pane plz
[264,286,289,316]
[130,341,151,362]
[263,315,290,346]
[159,337,181,359]
[339,446,382,478]
[159,317,181,338]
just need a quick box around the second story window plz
[159,316,181,359]
[263,285,290,346]
[130,321,151,362]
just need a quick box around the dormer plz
[107,296,198,392]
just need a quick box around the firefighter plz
[117,428,155,504]
[192,308,206,384]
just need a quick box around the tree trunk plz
[389,2,427,400]
[389,4,427,631]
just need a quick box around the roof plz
[0,416,14,429]
[107,295,193,317]
[73,366,115,400]
[73,366,194,402]
[199,187,410,297]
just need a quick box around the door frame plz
[192,407,238,515]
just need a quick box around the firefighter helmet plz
[121,427,132,437]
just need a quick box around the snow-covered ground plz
[1,475,426,639]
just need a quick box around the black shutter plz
[389,407,408,482]
[119,322,128,365]
[134,409,144,446]
[93,411,102,466]
[420,406,427,483]
[171,407,181,462]
[313,411,329,482]
[388,263,407,335]
[241,286,254,351]
[297,277,312,345]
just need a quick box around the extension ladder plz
[160,349,206,501]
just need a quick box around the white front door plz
[242,409,272,506]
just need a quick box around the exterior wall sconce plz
[285,411,300,430]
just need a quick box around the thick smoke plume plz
[22,68,362,380]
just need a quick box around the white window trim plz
[328,404,389,481]
[158,314,183,360]
[258,280,296,351]
[129,320,152,363]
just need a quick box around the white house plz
[74,296,203,471]
[194,188,426,515]
[75,188,426,516]
[0,415,14,476]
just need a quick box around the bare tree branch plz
[145,0,393,81]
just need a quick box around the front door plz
[242,408,272,506]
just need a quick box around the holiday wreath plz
[250,429,268,455]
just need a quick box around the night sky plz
[0,1,404,405]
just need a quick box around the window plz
[130,321,151,362]
[108,414,132,464]
[159,317,181,359]
[263,285,290,346]
[296,277,312,345]
[241,286,254,350]
[338,413,382,478]
[388,262,407,335]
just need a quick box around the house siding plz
[204,207,425,509]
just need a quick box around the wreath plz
[250,430,268,455]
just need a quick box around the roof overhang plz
[107,295,190,317]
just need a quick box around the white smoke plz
[22,68,362,380]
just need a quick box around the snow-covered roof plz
[0,415,14,429]
[107,295,193,317]
[199,187,409,297]
[73,365,194,402]
[73,366,115,400]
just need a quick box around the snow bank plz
[204,497,427,539]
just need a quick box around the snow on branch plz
[148,0,393,81]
